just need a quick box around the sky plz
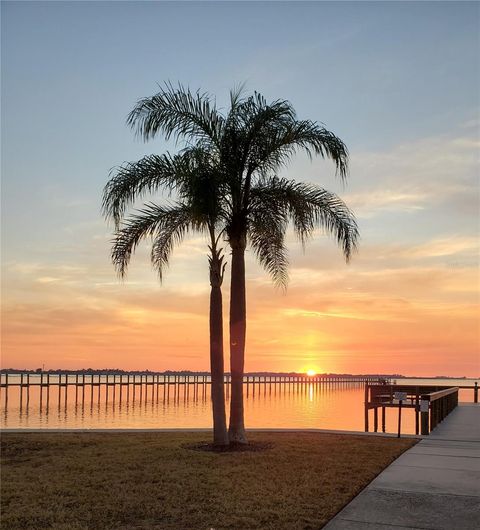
[1,1,479,376]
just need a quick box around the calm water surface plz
[1,376,477,434]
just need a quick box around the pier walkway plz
[324,403,480,529]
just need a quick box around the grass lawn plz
[1,432,416,529]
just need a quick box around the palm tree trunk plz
[209,246,229,446]
[228,239,247,443]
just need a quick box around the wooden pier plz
[0,373,379,408]
[364,383,478,435]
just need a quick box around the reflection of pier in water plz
[1,373,378,414]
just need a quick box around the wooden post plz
[80,374,84,404]
[64,374,68,408]
[374,406,378,432]
[421,402,429,435]
[381,406,386,433]
[364,384,369,432]
[397,400,402,438]
[415,387,419,435]
[75,374,79,405]
[19,373,23,409]
[45,373,49,408]
[26,373,30,407]
[430,400,435,432]
[38,372,42,409]
[474,382,478,404]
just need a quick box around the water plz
[1,375,477,434]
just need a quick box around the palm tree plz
[126,84,359,444]
[102,149,229,446]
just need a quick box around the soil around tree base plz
[183,440,274,452]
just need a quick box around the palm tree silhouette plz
[103,148,229,445]
[111,84,359,444]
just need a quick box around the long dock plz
[325,403,480,529]
[0,373,379,407]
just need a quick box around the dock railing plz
[365,384,460,435]
[421,387,459,435]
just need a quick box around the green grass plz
[1,432,416,529]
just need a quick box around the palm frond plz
[127,82,224,148]
[223,94,295,170]
[111,203,193,279]
[229,82,247,109]
[150,206,200,281]
[102,154,181,228]
[247,194,289,289]
[218,93,348,214]
[250,177,359,261]
[250,118,349,180]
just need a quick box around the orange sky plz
[2,254,478,376]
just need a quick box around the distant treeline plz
[0,367,406,377]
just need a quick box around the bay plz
[1,375,477,434]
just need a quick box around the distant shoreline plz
[0,368,476,379]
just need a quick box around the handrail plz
[365,383,460,435]
[421,387,459,401]
[421,387,459,434]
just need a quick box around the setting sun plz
[306,369,317,377]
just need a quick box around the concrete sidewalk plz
[324,404,480,530]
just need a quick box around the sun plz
[306,369,317,377]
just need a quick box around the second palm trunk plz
[209,245,229,446]
[228,242,247,443]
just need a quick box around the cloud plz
[346,191,428,215]
[336,132,479,218]
[281,307,413,323]
[404,236,479,259]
